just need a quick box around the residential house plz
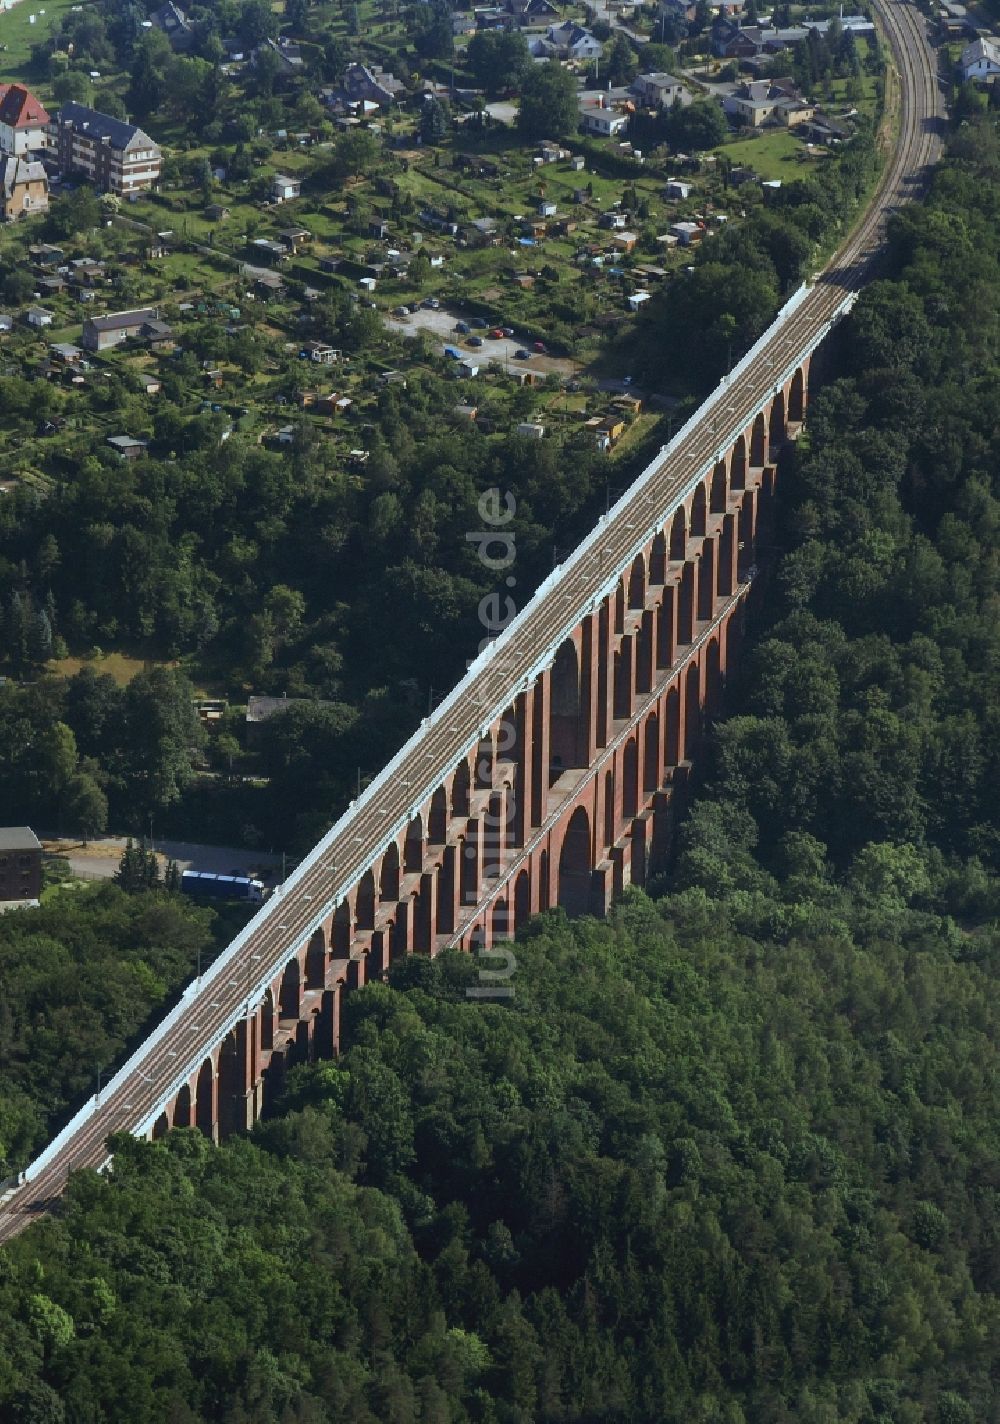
[630,72,690,110]
[26,306,53,328]
[507,0,558,22]
[28,242,63,266]
[325,63,405,113]
[54,103,161,194]
[106,434,148,460]
[0,154,47,219]
[580,106,629,137]
[725,79,813,128]
[516,421,545,439]
[302,340,339,364]
[50,342,83,363]
[665,179,692,198]
[627,289,651,311]
[244,265,285,298]
[255,37,304,72]
[205,202,231,221]
[712,20,761,57]
[277,225,310,253]
[598,414,626,444]
[0,84,49,155]
[0,827,42,906]
[959,36,1000,81]
[544,22,603,60]
[250,236,287,265]
[271,172,301,202]
[82,307,171,352]
[659,0,698,21]
[149,1,193,49]
[613,230,638,253]
[669,219,703,245]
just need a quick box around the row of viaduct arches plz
[148,364,808,1144]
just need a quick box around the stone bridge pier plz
[148,360,808,1146]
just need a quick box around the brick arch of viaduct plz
[150,363,808,1144]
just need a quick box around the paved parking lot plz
[386,305,580,378]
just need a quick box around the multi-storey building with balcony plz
[53,103,161,195]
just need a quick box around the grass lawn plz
[0,0,86,87]
[715,128,824,181]
[48,650,166,683]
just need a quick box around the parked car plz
[514,349,530,360]
[468,335,484,347]
[501,327,514,337]
[533,340,547,353]
[470,317,488,329]
[454,320,470,334]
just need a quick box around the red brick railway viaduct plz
[148,363,808,1144]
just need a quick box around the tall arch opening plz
[731,435,747,490]
[452,759,471,818]
[491,898,509,942]
[751,412,767,467]
[614,581,625,635]
[279,956,301,1019]
[690,484,707,538]
[380,842,401,902]
[558,807,593,918]
[355,869,375,931]
[332,900,351,956]
[665,686,681,766]
[684,664,701,760]
[404,814,424,874]
[152,1113,170,1141]
[614,640,633,720]
[475,735,494,790]
[627,554,645,611]
[539,849,550,912]
[173,1085,192,1129]
[649,531,667,584]
[217,1031,244,1139]
[305,929,326,989]
[789,367,805,422]
[429,787,448,844]
[413,878,432,953]
[643,714,660,795]
[261,988,274,1051]
[623,739,639,819]
[769,391,786,452]
[707,637,723,717]
[195,1058,215,1139]
[514,870,531,930]
[604,767,615,849]
[669,507,686,561]
[550,638,583,784]
[711,462,727,515]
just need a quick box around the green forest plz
[1,92,999,1424]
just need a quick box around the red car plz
[533,340,547,353]
[489,328,504,338]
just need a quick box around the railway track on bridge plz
[0,0,945,1244]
